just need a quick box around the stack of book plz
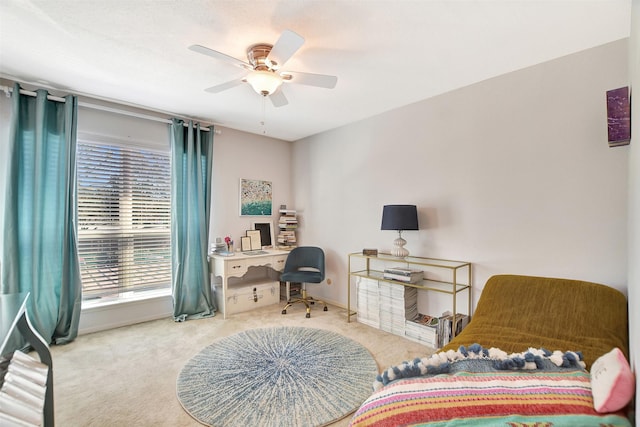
[0,350,48,426]
[378,281,417,335]
[210,239,227,254]
[277,209,298,247]
[383,268,424,283]
[405,313,439,348]
[278,216,298,228]
[356,278,380,328]
[277,230,296,246]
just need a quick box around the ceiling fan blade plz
[282,71,337,89]
[266,30,304,69]
[270,90,288,108]
[204,78,246,94]
[189,44,252,70]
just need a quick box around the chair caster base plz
[282,310,287,315]
[306,313,311,318]
[323,306,328,311]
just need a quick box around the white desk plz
[209,250,289,318]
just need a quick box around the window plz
[77,141,171,300]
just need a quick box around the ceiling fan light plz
[246,70,283,96]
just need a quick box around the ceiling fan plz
[189,29,337,107]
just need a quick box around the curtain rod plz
[0,84,220,134]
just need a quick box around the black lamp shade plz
[381,205,419,231]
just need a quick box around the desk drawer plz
[211,257,249,278]
[271,254,287,272]
[225,258,248,277]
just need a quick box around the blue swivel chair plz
[280,246,327,318]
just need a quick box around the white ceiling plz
[0,1,631,141]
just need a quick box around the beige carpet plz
[50,302,436,426]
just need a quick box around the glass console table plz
[347,252,472,345]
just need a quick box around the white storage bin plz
[219,281,280,315]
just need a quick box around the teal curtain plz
[170,119,216,321]
[2,83,82,346]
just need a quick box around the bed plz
[349,274,634,426]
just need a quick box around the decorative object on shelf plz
[381,204,419,258]
[362,248,378,256]
[239,178,272,216]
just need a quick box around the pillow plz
[590,347,635,413]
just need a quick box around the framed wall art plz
[240,178,273,216]
[606,86,631,147]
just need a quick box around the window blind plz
[77,141,171,299]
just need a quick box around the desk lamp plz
[381,204,419,258]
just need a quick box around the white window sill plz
[81,288,172,311]
[78,288,173,335]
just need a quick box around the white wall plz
[293,40,630,313]
[627,0,638,421]
[208,127,291,246]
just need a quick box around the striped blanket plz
[349,347,632,427]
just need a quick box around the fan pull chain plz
[260,95,267,134]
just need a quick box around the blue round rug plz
[176,326,378,427]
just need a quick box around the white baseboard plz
[320,297,345,310]
[77,294,345,335]
[79,293,173,335]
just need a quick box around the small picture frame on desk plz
[240,236,252,252]
[251,220,275,249]
[246,230,262,250]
